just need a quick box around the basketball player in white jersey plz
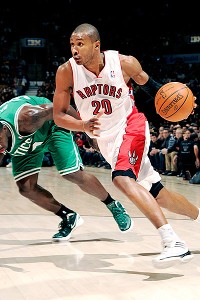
[53,23,198,268]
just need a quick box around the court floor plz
[0,166,200,300]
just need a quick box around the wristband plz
[82,121,86,132]
[140,77,162,98]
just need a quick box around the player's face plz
[70,32,97,66]
[0,126,9,154]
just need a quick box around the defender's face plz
[70,32,96,66]
[0,126,9,153]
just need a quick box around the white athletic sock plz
[158,223,181,243]
[194,208,200,223]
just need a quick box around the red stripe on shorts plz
[115,111,147,178]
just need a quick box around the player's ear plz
[94,41,100,49]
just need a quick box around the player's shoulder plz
[57,60,72,73]
[105,50,136,65]
[119,53,137,64]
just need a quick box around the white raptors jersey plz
[69,50,134,140]
[70,50,161,189]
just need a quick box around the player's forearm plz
[54,113,84,132]
[139,77,162,98]
[67,105,81,120]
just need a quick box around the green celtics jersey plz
[0,95,54,156]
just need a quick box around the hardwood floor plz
[0,166,200,300]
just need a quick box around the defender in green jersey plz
[0,95,132,241]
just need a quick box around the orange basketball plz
[155,82,194,122]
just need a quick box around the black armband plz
[140,77,162,98]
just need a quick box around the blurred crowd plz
[148,123,200,183]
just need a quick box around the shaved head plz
[72,23,100,42]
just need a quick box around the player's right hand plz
[83,109,104,136]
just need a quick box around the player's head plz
[0,121,9,154]
[70,23,101,65]
[72,23,100,42]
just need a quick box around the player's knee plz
[149,181,164,198]
[63,170,84,185]
[112,169,137,192]
[16,181,35,197]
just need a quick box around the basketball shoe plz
[52,212,84,242]
[106,200,133,232]
[152,239,194,269]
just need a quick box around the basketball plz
[155,82,194,122]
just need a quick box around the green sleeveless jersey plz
[0,95,54,156]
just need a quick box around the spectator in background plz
[175,130,199,180]
[161,128,178,176]
[155,126,166,173]
[189,133,200,184]
[74,132,111,168]
[74,132,86,161]
[148,132,161,172]
[74,132,96,166]
[173,127,184,177]
[190,123,199,134]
